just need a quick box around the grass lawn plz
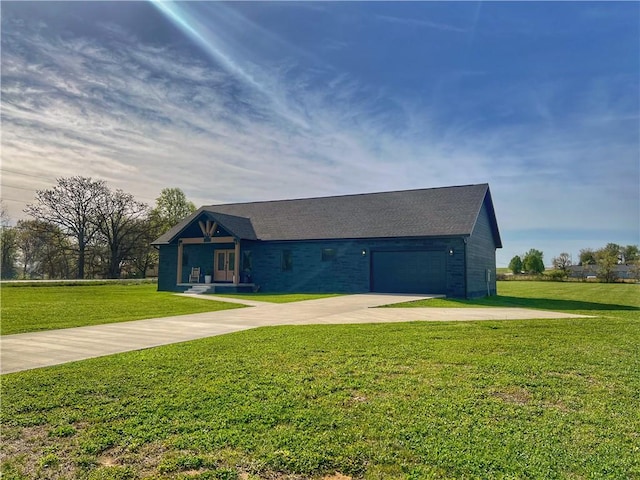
[386,281,640,315]
[0,283,244,335]
[212,293,342,304]
[1,282,639,479]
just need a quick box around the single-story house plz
[152,183,502,298]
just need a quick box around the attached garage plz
[371,250,446,294]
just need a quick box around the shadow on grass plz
[444,295,640,312]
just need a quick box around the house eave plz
[240,233,472,243]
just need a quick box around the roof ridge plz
[204,183,489,208]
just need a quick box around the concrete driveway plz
[1,294,588,374]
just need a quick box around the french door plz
[214,250,235,282]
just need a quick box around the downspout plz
[487,269,491,297]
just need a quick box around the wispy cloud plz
[2,12,635,212]
[1,2,637,266]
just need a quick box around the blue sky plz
[1,1,638,266]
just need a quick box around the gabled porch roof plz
[153,211,257,245]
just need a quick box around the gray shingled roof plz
[200,211,258,240]
[152,183,501,247]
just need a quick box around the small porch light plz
[448,247,454,256]
[361,249,367,256]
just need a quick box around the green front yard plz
[387,281,639,317]
[1,282,639,479]
[0,283,244,335]
[0,283,343,335]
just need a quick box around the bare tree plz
[15,220,44,278]
[25,177,106,279]
[0,201,17,279]
[38,224,75,279]
[0,200,10,228]
[552,252,572,273]
[14,220,74,279]
[126,217,160,278]
[94,189,149,278]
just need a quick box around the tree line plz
[0,177,196,280]
[508,244,640,282]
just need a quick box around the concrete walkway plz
[1,294,588,374]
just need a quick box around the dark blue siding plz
[245,237,466,296]
[157,245,177,291]
[466,199,498,298]
[245,240,369,293]
[157,237,470,298]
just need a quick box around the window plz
[282,250,293,271]
[242,251,252,271]
[321,248,336,261]
[228,252,235,273]
[217,252,226,271]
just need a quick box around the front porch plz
[178,283,256,294]
[174,216,256,290]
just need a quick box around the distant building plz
[568,264,637,281]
